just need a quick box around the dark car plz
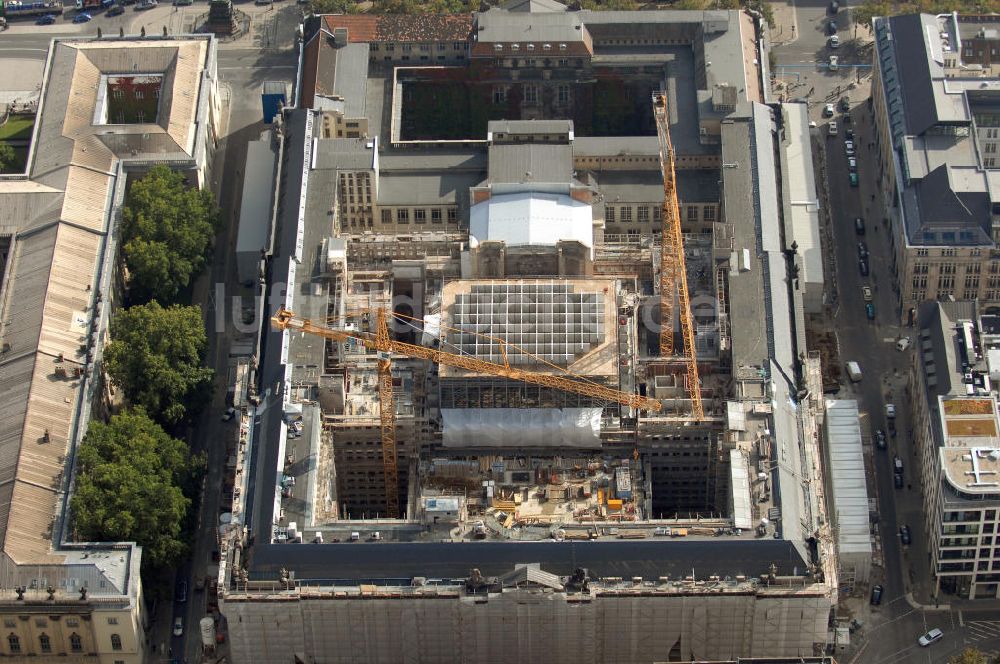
[875,429,887,449]
[107,4,124,15]
[827,20,838,35]
[839,96,850,112]
[854,217,865,235]
[894,472,904,489]
[36,14,56,24]
[72,12,92,22]
[857,241,869,260]
[866,302,875,320]
[859,258,869,276]
[900,525,912,545]
[175,580,187,603]
[870,584,883,605]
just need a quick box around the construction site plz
[218,5,839,663]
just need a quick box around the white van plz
[846,361,862,382]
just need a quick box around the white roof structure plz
[824,400,872,583]
[469,192,593,254]
[730,449,753,530]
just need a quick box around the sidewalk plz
[768,0,798,47]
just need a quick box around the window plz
[447,208,457,223]
[966,275,981,289]
[7,634,19,654]
[703,206,716,222]
[431,208,442,223]
[2,620,13,629]
[653,207,661,223]
[989,158,998,169]
[414,208,426,224]
[381,209,392,225]
[606,206,615,223]
[558,58,568,67]
[39,634,51,653]
[34,618,46,628]
[620,206,633,223]
[913,276,927,289]
[402,43,412,52]
[65,619,79,628]
[940,275,955,290]
[493,86,507,104]
[111,634,122,651]
[986,142,998,154]
[453,42,463,50]
[524,84,538,104]
[419,43,430,52]
[396,209,409,224]
[70,633,82,653]
[637,206,649,223]
[557,85,570,104]
[687,206,699,222]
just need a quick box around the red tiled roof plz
[322,14,473,43]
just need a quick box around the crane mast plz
[653,92,704,420]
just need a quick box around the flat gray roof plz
[487,143,573,184]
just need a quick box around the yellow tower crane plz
[272,307,664,517]
[652,92,704,420]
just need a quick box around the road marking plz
[882,337,895,343]
[0,47,49,53]
[965,620,1000,640]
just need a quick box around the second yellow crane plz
[652,92,704,420]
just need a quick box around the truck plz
[846,361,862,382]
[1,0,63,17]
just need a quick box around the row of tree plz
[852,0,1000,29]
[307,0,772,15]
[71,166,220,574]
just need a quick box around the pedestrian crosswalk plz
[964,620,1000,642]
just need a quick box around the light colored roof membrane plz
[469,192,593,250]
[824,400,872,556]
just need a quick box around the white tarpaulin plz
[441,408,602,448]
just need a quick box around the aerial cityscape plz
[1,0,1000,662]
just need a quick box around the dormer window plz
[494,44,503,51]
[511,44,520,51]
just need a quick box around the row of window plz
[380,208,457,225]
[371,42,466,53]
[606,205,716,224]
[492,84,572,105]
[914,248,981,257]
[6,631,120,654]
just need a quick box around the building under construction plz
[220,4,836,663]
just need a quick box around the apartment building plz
[872,13,1000,312]
[0,35,219,659]
[910,301,1000,599]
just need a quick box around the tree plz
[122,164,219,304]
[307,0,358,13]
[104,302,214,427]
[71,409,203,570]
[948,648,990,664]
[0,143,15,173]
[851,0,889,30]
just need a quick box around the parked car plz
[829,0,839,13]
[875,429,887,449]
[845,140,856,156]
[857,241,869,260]
[828,35,841,48]
[899,525,912,545]
[894,472,904,489]
[854,217,865,234]
[829,55,839,71]
[865,302,875,320]
[175,580,187,603]
[839,96,850,112]
[846,127,855,138]
[849,172,859,187]
[72,12,92,22]
[897,337,911,351]
[823,104,835,118]
[136,0,157,8]
[36,14,56,24]
[827,20,838,35]
[172,617,184,637]
[222,406,236,422]
[862,286,873,301]
[107,4,124,15]
[918,628,943,647]
[859,258,869,276]
[870,584,883,605]
[843,113,853,125]
[848,156,857,170]
[828,121,838,136]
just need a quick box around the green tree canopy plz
[948,648,991,664]
[104,301,214,427]
[0,143,15,173]
[122,164,219,304]
[71,409,203,570]
[307,0,358,13]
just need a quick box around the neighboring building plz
[910,301,1000,599]
[872,12,1000,312]
[0,35,219,660]
[217,5,836,663]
